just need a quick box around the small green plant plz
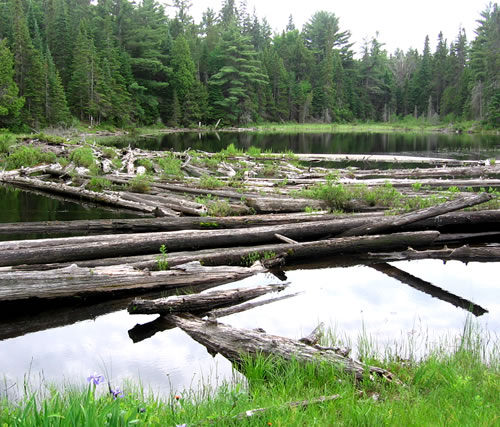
[412,181,423,191]
[199,174,224,189]
[199,221,219,228]
[86,177,112,192]
[136,158,154,172]
[247,146,261,157]
[488,158,496,166]
[156,244,169,270]
[111,157,122,170]
[69,146,95,168]
[128,174,152,193]
[157,153,182,177]
[241,251,276,266]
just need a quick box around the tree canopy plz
[0,0,498,130]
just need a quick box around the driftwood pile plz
[0,137,499,381]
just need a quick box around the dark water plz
[1,132,500,399]
[106,131,500,160]
[0,185,144,240]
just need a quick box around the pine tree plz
[208,25,268,124]
[0,38,24,128]
[68,20,102,124]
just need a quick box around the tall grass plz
[1,320,498,426]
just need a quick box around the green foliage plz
[4,145,56,169]
[157,154,182,178]
[241,251,276,266]
[0,133,16,154]
[69,146,95,168]
[0,39,24,129]
[156,244,169,270]
[0,0,498,129]
[128,174,152,193]
[86,177,112,192]
[246,146,261,157]
[199,174,224,189]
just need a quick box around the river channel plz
[1,132,499,400]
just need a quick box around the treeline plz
[0,0,499,130]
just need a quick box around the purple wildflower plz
[87,373,105,386]
[110,388,124,399]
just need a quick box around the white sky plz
[167,0,490,55]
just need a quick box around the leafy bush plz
[86,177,112,192]
[5,145,56,170]
[70,146,95,168]
[128,174,152,193]
[157,154,182,177]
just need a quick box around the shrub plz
[70,146,95,168]
[5,145,56,170]
[128,174,152,193]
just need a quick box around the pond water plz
[1,132,500,400]
[109,131,500,161]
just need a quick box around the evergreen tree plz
[11,0,45,128]
[208,25,268,124]
[0,38,24,128]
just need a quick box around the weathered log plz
[246,196,329,213]
[169,314,396,381]
[0,282,220,341]
[0,261,265,301]
[1,231,441,273]
[118,191,206,216]
[1,208,498,238]
[361,244,500,263]
[340,193,492,237]
[128,291,300,343]
[0,217,376,266]
[0,174,175,216]
[286,153,482,166]
[128,283,288,315]
[371,263,488,316]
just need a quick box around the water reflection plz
[1,260,498,399]
[104,132,500,160]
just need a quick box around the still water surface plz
[1,132,499,398]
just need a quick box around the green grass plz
[128,174,152,193]
[1,321,498,426]
[157,154,183,178]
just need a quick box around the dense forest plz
[0,0,499,130]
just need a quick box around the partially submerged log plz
[371,263,488,316]
[340,193,492,237]
[128,283,288,315]
[128,291,300,343]
[0,261,265,301]
[169,314,396,381]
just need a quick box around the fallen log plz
[371,263,488,316]
[169,314,396,381]
[0,174,176,216]
[0,282,220,341]
[128,283,288,315]
[0,217,377,266]
[128,291,300,343]
[0,212,367,236]
[361,244,500,263]
[0,261,265,302]
[340,193,492,237]
[1,231,441,272]
[0,228,440,270]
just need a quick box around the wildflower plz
[87,373,105,386]
[110,388,124,399]
[175,424,187,427]
[175,395,181,400]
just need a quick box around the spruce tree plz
[0,38,24,128]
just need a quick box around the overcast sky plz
[167,0,489,55]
